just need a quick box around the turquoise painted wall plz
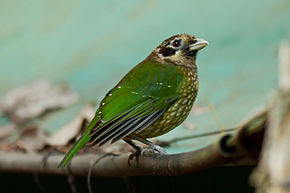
[1,0,290,152]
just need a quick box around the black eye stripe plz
[189,40,197,44]
[159,47,176,57]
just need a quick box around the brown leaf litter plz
[0,79,79,124]
[0,79,80,153]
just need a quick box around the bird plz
[58,34,208,167]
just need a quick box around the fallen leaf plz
[16,126,48,153]
[0,124,15,139]
[0,79,79,124]
[0,142,16,151]
[45,104,95,147]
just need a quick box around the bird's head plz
[151,34,208,67]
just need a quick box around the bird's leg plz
[124,137,168,165]
[124,139,143,165]
[131,136,168,155]
[124,139,143,152]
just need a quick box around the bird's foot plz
[128,146,167,166]
[146,145,168,155]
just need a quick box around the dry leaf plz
[45,104,95,147]
[16,126,48,152]
[0,142,16,151]
[0,79,79,124]
[0,124,15,139]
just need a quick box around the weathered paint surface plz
[0,0,290,153]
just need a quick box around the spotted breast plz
[133,66,198,138]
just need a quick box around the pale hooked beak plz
[189,38,209,51]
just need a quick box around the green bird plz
[58,34,208,167]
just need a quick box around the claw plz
[124,138,168,166]
[127,147,167,166]
[128,150,141,166]
[140,147,167,155]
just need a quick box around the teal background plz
[0,0,289,153]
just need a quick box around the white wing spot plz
[118,86,121,88]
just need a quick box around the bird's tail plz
[58,117,100,168]
[57,131,91,168]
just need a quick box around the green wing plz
[58,61,184,167]
[89,61,184,144]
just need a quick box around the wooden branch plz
[0,141,230,177]
[0,139,249,177]
[156,127,236,147]
[0,110,265,177]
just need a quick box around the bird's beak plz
[189,38,209,51]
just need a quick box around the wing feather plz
[110,108,167,144]
[88,62,184,145]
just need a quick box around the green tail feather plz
[58,117,100,168]
[58,131,91,167]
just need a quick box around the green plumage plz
[58,62,185,167]
[59,34,208,167]
[99,61,184,121]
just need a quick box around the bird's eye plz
[172,39,181,48]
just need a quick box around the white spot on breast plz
[170,112,176,116]
[182,99,188,104]
[178,108,183,112]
